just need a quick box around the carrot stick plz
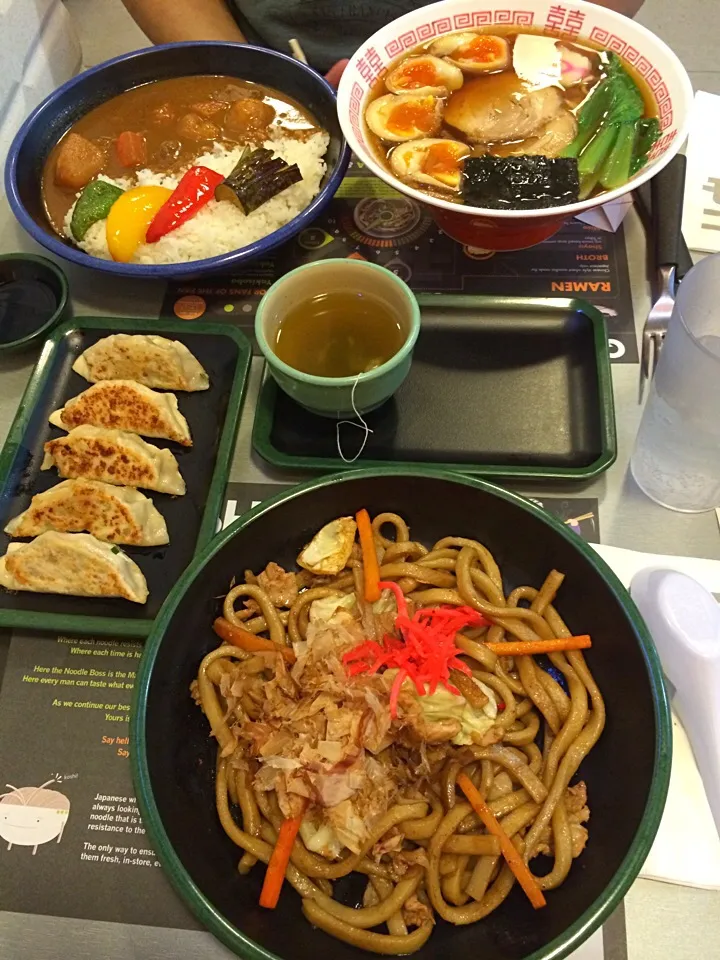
[356,509,381,603]
[115,130,147,167]
[457,773,546,910]
[212,617,296,664]
[484,635,591,656]
[259,811,305,909]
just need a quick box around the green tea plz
[273,290,405,378]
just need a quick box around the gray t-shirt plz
[232,1,431,72]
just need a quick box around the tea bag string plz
[336,374,373,464]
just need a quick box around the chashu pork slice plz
[445,75,565,144]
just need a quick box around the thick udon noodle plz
[195,513,605,954]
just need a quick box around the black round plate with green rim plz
[132,468,671,960]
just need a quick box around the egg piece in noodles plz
[365,94,442,142]
[390,138,471,191]
[297,517,357,575]
[429,32,510,74]
[385,55,464,97]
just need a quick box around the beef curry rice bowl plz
[6,44,348,273]
[133,472,670,960]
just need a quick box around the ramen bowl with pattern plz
[337,0,692,251]
[132,468,670,960]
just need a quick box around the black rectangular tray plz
[253,295,616,480]
[0,316,251,637]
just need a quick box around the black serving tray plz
[0,316,251,637]
[253,295,616,480]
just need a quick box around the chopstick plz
[289,39,308,64]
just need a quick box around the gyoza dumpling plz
[73,334,209,391]
[49,381,192,446]
[4,480,169,546]
[0,532,148,603]
[42,426,186,496]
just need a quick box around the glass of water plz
[631,254,720,512]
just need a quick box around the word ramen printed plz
[0,779,71,854]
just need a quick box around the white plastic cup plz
[631,254,720,512]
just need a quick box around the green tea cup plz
[255,259,420,418]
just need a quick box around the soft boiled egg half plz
[429,32,510,73]
[365,93,443,142]
[390,138,471,192]
[385,55,464,97]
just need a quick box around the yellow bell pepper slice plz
[106,186,173,263]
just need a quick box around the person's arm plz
[121,0,245,45]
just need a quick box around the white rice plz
[65,132,329,264]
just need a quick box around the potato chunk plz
[54,133,105,190]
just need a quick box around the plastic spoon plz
[631,568,720,837]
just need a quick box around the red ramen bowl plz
[337,0,693,251]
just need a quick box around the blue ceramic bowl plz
[5,42,350,279]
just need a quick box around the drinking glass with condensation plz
[631,254,720,512]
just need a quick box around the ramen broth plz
[365,27,659,204]
[273,290,405,378]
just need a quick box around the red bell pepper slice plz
[145,165,225,243]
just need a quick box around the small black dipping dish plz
[0,254,71,354]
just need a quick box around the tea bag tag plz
[336,375,373,464]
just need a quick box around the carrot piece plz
[115,131,147,168]
[457,773,547,910]
[212,617,295,664]
[356,508,381,603]
[484,635,591,656]
[259,812,304,909]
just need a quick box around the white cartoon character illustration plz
[0,779,70,854]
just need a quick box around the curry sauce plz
[42,75,320,237]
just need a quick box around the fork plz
[639,154,688,389]
[641,263,676,382]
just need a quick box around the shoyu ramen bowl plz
[5,43,350,279]
[132,469,671,960]
[337,0,693,251]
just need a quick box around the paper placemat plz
[162,157,638,364]
[681,90,720,254]
[591,543,720,889]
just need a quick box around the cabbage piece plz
[297,517,357,575]
[372,588,397,615]
[416,678,497,746]
[299,820,343,860]
[327,798,368,854]
[309,592,357,624]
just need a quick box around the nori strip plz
[462,156,580,210]
[214,147,302,213]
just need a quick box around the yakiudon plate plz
[132,468,670,960]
